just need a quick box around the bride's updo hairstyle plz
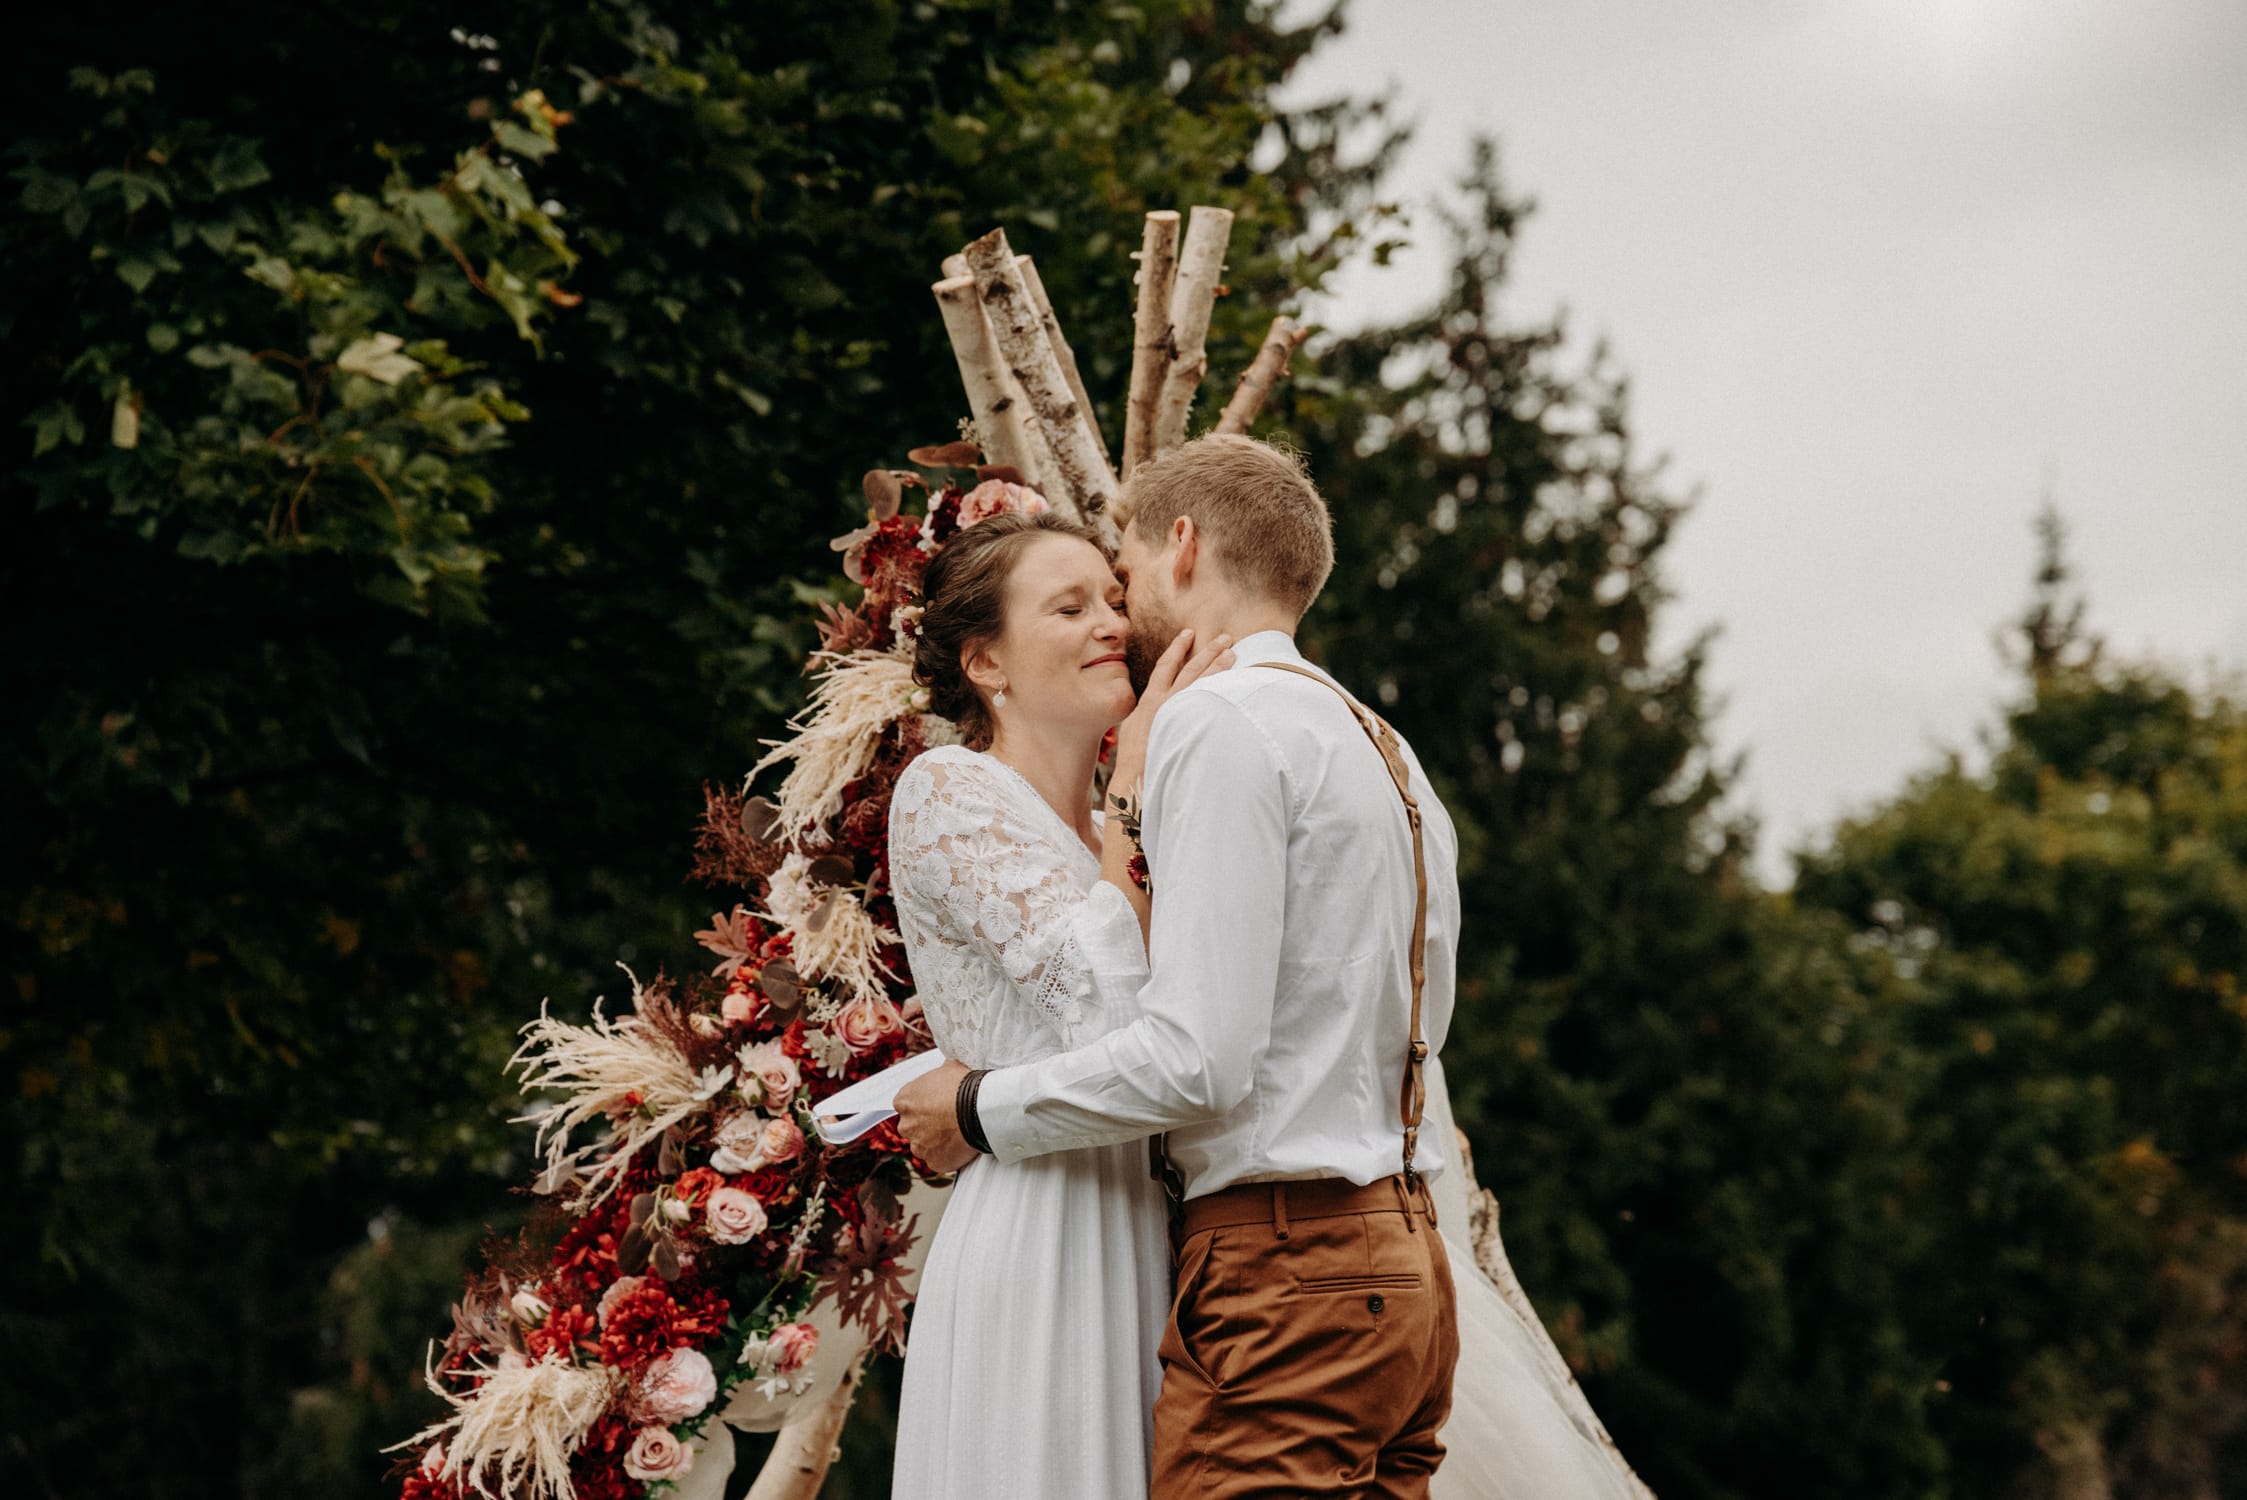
[913,509,1105,748]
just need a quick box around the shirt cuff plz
[972,1062,1044,1164]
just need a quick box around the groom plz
[897,434,1463,1497]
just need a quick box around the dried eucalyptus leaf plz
[617,1223,652,1276]
[908,439,981,468]
[862,469,904,520]
[652,1236,682,1282]
[806,854,856,886]
[760,959,802,1011]
[741,797,783,843]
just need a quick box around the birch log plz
[962,228,1118,536]
[940,252,968,280]
[744,1352,867,1500]
[1122,210,1181,481]
[932,275,1053,493]
[1151,205,1233,453]
[1015,255,1110,467]
[1214,315,1310,435]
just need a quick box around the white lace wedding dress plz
[885,745,1171,1500]
[871,743,1646,1500]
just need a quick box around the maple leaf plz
[818,1193,922,1353]
[693,904,763,977]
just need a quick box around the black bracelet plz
[955,1068,994,1155]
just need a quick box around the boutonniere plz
[1108,791,1150,892]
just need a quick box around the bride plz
[885,502,1643,1498]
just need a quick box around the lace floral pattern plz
[888,746,1115,1067]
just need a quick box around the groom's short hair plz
[1121,434,1335,617]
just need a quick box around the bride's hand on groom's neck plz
[1113,628,1235,789]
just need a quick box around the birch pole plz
[1151,205,1233,453]
[1015,254,1109,468]
[931,275,1053,493]
[1214,315,1310,436]
[962,227,1118,537]
[1122,209,1181,480]
[744,1354,868,1500]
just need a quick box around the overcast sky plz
[1280,0,2247,883]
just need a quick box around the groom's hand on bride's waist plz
[896,1058,980,1173]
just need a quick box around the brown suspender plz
[1252,663,1431,1187]
[1146,662,1433,1213]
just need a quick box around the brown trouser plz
[1150,1174,1461,1498]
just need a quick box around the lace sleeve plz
[889,752,1106,1033]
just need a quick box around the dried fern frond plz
[749,650,920,842]
[760,856,899,1010]
[794,887,898,1009]
[387,1350,622,1500]
[510,969,730,1209]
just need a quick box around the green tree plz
[1793,514,2247,1498]
[1288,145,1949,1499]
[3,4,1394,1496]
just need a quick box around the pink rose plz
[623,1426,693,1483]
[596,1278,648,1328]
[835,995,904,1055]
[736,1040,800,1112]
[768,1321,820,1375]
[705,1186,768,1245]
[756,1114,807,1168]
[635,1347,718,1424]
[720,990,756,1026]
[712,1112,805,1174]
[957,479,1049,528]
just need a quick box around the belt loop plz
[1273,1183,1290,1241]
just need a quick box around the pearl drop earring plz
[994,688,1008,708]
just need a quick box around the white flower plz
[802,1024,854,1079]
[709,1110,763,1174]
[509,1288,550,1326]
[711,1112,806,1174]
[762,853,816,928]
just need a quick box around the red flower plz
[925,483,965,544]
[672,1166,723,1208]
[523,1304,596,1362]
[596,1280,730,1372]
[568,1416,639,1500]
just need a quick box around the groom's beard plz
[1124,601,1179,695]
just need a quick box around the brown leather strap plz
[1252,662,1430,1185]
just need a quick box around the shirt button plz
[1367,1294,1385,1315]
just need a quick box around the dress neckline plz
[962,746,1104,861]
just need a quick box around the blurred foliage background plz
[3,3,2241,1498]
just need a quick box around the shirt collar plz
[1226,630,1302,667]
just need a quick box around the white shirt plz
[976,630,1462,1196]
